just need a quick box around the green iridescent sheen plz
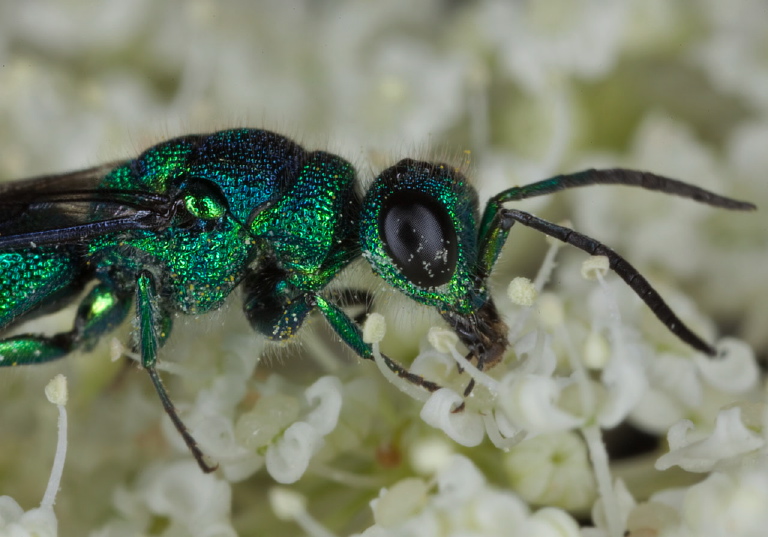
[360,159,484,315]
[0,336,68,366]
[86,130,354,315]
[1,126,749,472]
[136,271,160,368]
[0,248,78,327]
[75,283,131,351]
[90,218,251,314]
[0,129,358,353]
[249,152,357,284]
[0,129,368,471]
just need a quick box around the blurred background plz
[0,1,766,535]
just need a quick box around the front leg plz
[308,294,439,392]
[134,270,216,473]
[242,261,314,341]
[242,262,440,392]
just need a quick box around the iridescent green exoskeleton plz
[0,129,755,472]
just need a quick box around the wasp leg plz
[481,207,717,356]
[325,288,374,325]
[242,261,373,339]
[242,260,314,341]
[0,280,131,367]
[308,294,440,392]
[134,270,217,473]
[242,260,439,392]
[245,274,372,336]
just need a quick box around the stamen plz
[509,238,562,342]
[409,437,455,475]
[41,374,68,511]
[507,277,537,307]
[371,478,431,528]
[581,255,609,280]
[428,327,499,391]
[362,312,386,345]
[537,293,565,330]
[269,487,338,537]
[583,331,610,369]
[582,424,622,537]
[366,314,429,402]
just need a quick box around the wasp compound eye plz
[379,190,458,288]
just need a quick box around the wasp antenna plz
[499,208,718,356]
[493,168,756,211]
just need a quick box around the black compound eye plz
[380,190,458,288]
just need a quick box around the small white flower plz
[694,338,759,394]
[586,276,650,427]
[408,437,455,476]
[371,478,430,528]
[95,460,236,537]
[266,421,323,484]
[597,339,647,428]
[434,454,488,507]
[503,432,596,511]
[497,373,583,434]
[357,455,580,537]
[656,406,765,473]
[235,376,344,484]
[0,500,58,537]
[141,461,234,534]
[674,465,768,537]
[632,340,756,436]
[694,0,768,112]
[474,0,629,92]
[303,376,343,437]
[409,349,463,392]
[589,478,636,537]
[524,507,581,537]
[648,353,704,409]
[513,330,558,376]
[420,388,485,447]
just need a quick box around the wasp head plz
[360,159,510,370]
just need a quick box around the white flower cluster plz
[355,455,581,537]
[161,334,344,485]
[0,375,67,537]
[93,460,236,537]
[0,0,766,536]
[361,249,762,537]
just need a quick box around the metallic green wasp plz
[0,128,755,472]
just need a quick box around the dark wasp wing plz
[0,162,175,250]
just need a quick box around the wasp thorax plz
[379,189,458,288]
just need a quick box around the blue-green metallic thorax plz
[100,129,307,224]
[89,220,251,314]
[90,129,358,314]
[248,151,358,284]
